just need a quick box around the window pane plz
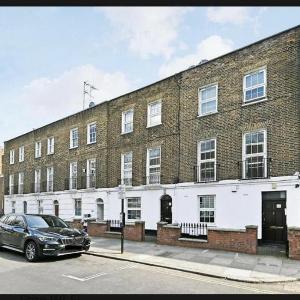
[258,71,264,84]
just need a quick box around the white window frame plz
[242,129,267,179]
[87,122,97,144]
[146,146,161,184]
[69,162,78,190]
[243,67,267,103]
[19,146,24,162]
[121,152,133,186]
[70,127,79,149]
[9,149,15,165]
[34,169,41,193]
[197,138,217,182]
[87,158,96,188]
[46,166,54,192]
[147,100,162,128]
[74,198,82,217]
[9,174,14,195]
[126,197,141,221]
[198,84,218,116]
[122,109,134,134]
[47,137,55,155]
[199,195,216,225]
[35,141,41,158]
[18,172,24,194]
[37,200,43,214]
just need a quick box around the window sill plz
[47,153,54,156]
[242,97,267,107]
[35,157,41,159]
[87,142,96,145]
[121,130,133,135]
[146,123,162,129]
[69,146,78,150]
[197,111,218,118]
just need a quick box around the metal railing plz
[180,223,208,239]
[42,180,53,192]
[65,177,78,190]
[238,157,271,179]
[193,163,219,183]
[145,173,161,185]
[120,177,132,186]
[108,219,122,232]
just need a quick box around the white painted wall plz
[4,175,300,240]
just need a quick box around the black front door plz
[262,191,287,244]
[161,195,172,224]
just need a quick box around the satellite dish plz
[89,101,95,108]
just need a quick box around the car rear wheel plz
[25,241,39,262]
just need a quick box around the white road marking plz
[62,264,136,282]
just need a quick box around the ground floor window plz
[37,200,43,214]
[75,198,82,217]
[199,195,215,224]
[127,197,141,220]
[11,201,16,213]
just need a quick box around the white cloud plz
[206,7,252,25]
[159,35,234,78]
[98,7,192,59]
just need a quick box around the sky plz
[0,7,300,147]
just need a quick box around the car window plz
[14,216,25,227]
[6,215,16,225]
[0,215,7,223]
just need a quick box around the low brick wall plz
[124,221,145,241]
[157,222,257,254]
[87,220,145,241]
[66,219,84,230]
[88,221,110,237]
[288,227,300,260]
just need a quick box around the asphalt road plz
[0,248,300,294]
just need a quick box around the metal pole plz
[121,198,124,254]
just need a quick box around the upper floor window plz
[34,169,41,193]
[47,137,54,154]
[70,128,79,148]
[147,100,161,127]
[9,149,15,164]
[19,146,24,162]
[69,162,78,190]
[87,122,96,144]
[243,130,267,179]
[121,152,132,186]
[87,158,96,188]
[47,166,54,192]
[35,141,41,158]
[243,68,266,103]
[18,172,24,194]
[122,109,133,134]
[147,147,161,184]
[197,139,216,182]
[11,201,16,214]
[199,84,218,116]
[9,174,14,195]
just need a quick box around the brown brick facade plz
[288,227,300,260]
[157,222,257,254]
[3,26,300,193]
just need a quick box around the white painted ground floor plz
[4,175,300,241]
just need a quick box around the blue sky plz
[0,7,300,147]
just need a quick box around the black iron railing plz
[65,177,78,190]
[193,163,219,183]
[42,180,54,192]
[108,219,122,232]
[238,157,271,179]
[145,174,161,185]
[180,223,208,239]
[31,182,41,193]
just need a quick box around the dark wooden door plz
[262,198,286,243]
[54,204,59,217]
[161,195,172,224]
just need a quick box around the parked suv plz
[0,214,91,262]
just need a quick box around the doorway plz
[54,200,59,217]
[160,194,172,224]
[97,198,104,221]
[262,191,287,244]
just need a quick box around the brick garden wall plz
[157,222,257,254]
[288,227,300,260]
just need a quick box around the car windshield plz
[26,215,69,229]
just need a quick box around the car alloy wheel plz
[25,241,39,262]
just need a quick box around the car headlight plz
[37,236,58,242]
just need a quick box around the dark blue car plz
[0,214,91,262]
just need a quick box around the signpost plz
[118,184,126,254]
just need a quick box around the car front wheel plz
[25,241,40,262]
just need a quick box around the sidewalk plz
[85,237,300,283]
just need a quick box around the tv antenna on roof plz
[83,81,98,109]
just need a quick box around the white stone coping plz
[208,228,246,233]
[178,238,208,243]
[105,231,121,235]
[288,227,300,231]
[90,221,108,225]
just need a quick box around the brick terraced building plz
[3,25,300,248]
